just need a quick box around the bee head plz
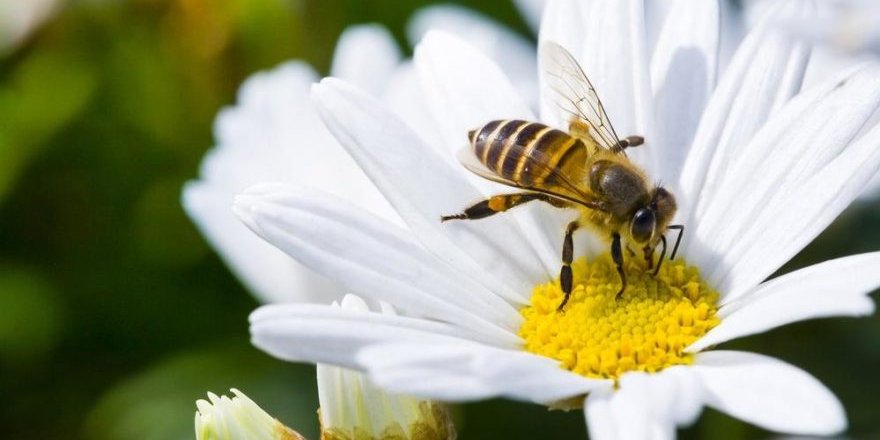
[629,187,677,245]
[653,187,677,231]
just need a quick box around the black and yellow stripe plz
[469,119,587,187]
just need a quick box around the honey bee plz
[441,42,684,311]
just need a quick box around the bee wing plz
[456,145,602,209]
[540,41,622,153]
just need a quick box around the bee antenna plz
[652,182,664,202]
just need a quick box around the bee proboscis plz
[441,41,684,311]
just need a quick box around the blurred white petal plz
[513,0,546,32]
[183,181,338,304]
[0,0,59,53]
[186,62,357,303]
[331,24,401,97]
[408,6,539,109]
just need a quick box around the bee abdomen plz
[469,119,584,185]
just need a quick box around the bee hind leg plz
[441,192,563,222]
[556,220,580,313]
[611,233,627,300]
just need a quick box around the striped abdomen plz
[469,119,587,186]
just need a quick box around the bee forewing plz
[540,41,622,152]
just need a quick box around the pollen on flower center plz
[518,254,720,380]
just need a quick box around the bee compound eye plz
[631,208,656,243]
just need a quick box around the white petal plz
[407,6,538,110]
[358,342,611,403]
[584,368,705,440]
[706,66,880,298]
[183,182,340,304]
[693,351,846,436]
[650,0,719,186]
[513,0,546,32]
[234,183,522,342]
[541,0,655,171]
[644,1,674,59]
[250,303,495,370]
[864,169,880,200]
[688,252,880,352]
[585,375,670,440]
[578,0,656,174]
[330,24,401,97]
[186,61,391,303]
[717,0,746,78]
[209,60,399,223]
[538,0,589,112]
[679,0,814,229]
[635,367,705,427]
[312,77,548,303]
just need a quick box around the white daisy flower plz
[195,389,306,440]
[318,295,455,440]
[237,0,880,438]
[194,303,453,440]
[182,7,541,304]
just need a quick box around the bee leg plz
[652,235,668,276]
[441,193,563,222]
[611,233,627,300]
[667,224,685,259]
[556,220,580,313]
[610,135,645,153]
[642,245,654,270]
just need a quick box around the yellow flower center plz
[518,254,720,380]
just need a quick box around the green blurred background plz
[0,0,877,439]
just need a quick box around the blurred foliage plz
[0,265,63,366]
[0,0,877,440]
[84,342,320,440]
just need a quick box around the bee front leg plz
[556,220,580,313]
[642,245,654,270]
[611,233,627,300]
[651,235,668,276]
